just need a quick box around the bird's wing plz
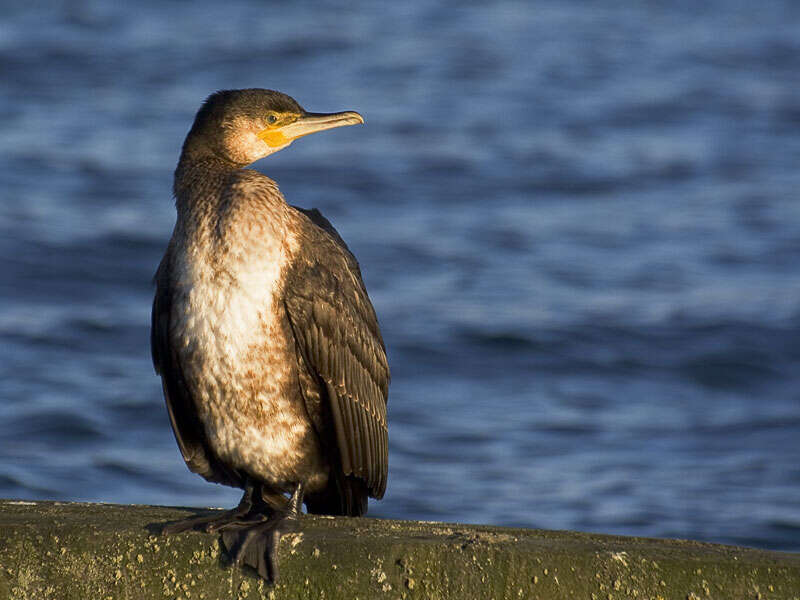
[284,211,389,499]
[151,249,242,487]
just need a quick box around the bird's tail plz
[305,472,368,517]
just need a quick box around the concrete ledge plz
[0,500,798,599]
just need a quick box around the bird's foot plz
[161,480,265,535]
[221,507,301,582]
[162,482,303,583]
[161,504,264,535]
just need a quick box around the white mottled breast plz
[169,196,327,491]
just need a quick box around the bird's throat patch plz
[257,128,289,148]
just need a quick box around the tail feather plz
[305,472,368,516]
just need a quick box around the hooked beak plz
[258,111,364,148]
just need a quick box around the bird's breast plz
[168,216,327,490]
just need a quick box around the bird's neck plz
[173,148,239,204]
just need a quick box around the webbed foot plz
[221,507,301,581]
[162,481,304,584]
[161,480,263,535]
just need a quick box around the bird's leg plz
[162,479,264,535]
[221,483,305,582]
[287,481,304,515]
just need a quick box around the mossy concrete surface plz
[1,500,798,600]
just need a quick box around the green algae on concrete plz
[0,500,799,600]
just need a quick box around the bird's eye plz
[267,114,278,124]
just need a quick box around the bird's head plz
[183,89,364,165]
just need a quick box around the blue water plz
[1,1,799,553]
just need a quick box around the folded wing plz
[285,208,389,500]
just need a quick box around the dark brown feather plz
[285,208,390,503]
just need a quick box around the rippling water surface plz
[1,1,799,552]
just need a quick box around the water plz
[1,1,799,553]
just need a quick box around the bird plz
[150,89,389,582]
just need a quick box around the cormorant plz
[151,89,389,581]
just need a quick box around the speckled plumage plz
[151,91,389,530]
[164,165,329,493]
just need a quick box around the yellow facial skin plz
[257,112,299,148]
[257,110,364,148]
